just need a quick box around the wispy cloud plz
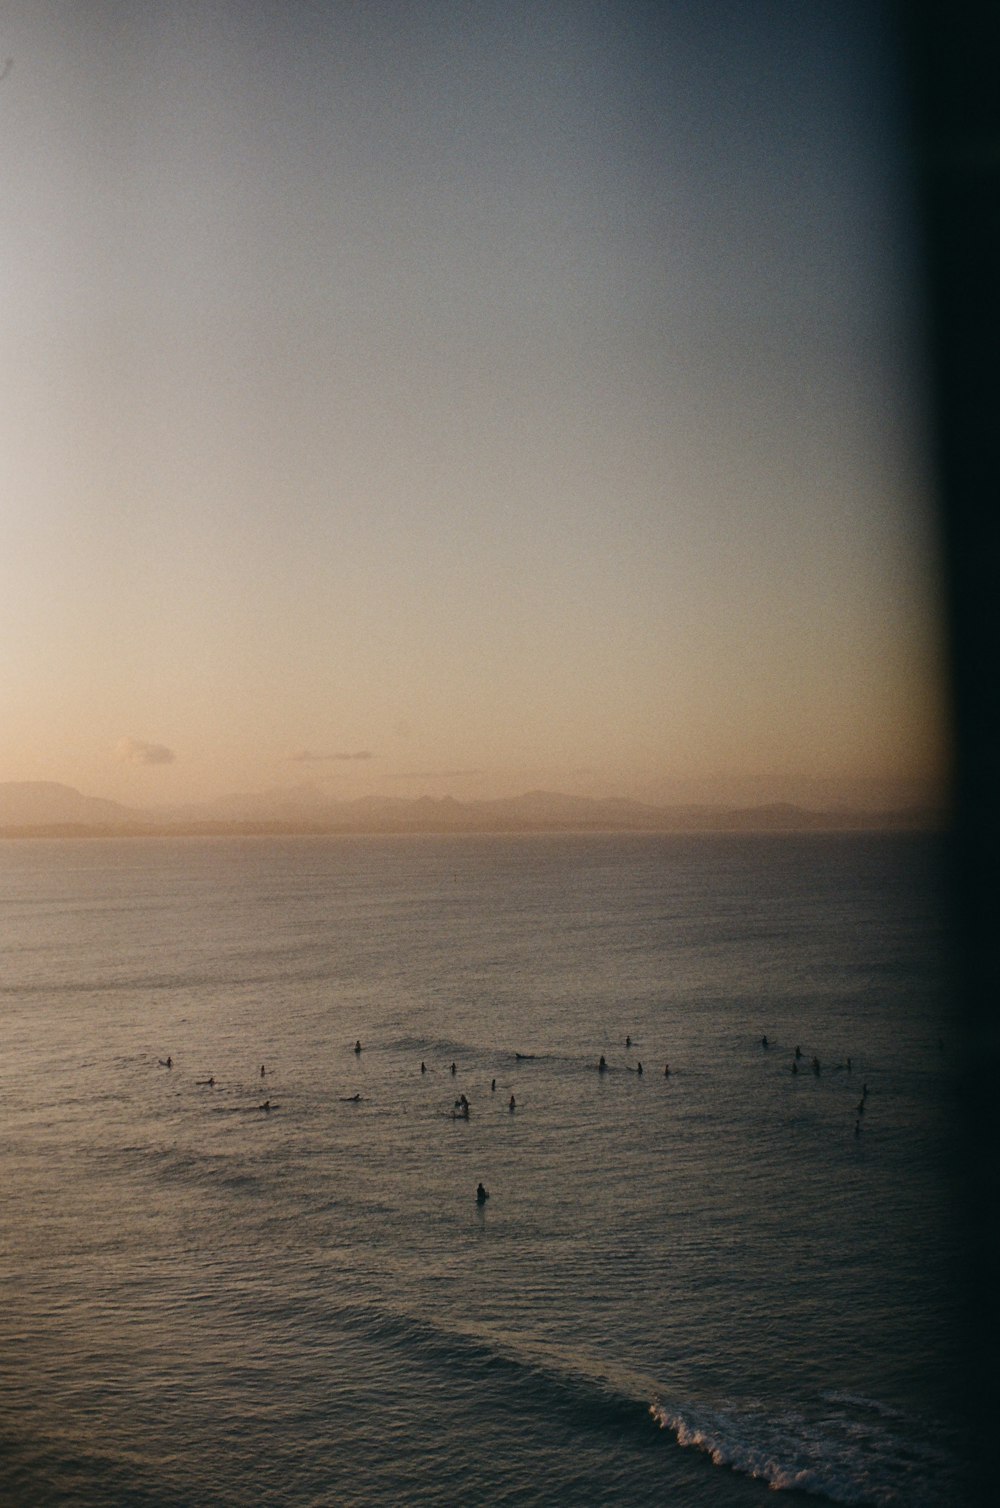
[286,749,374,763]
[115,737,175,766]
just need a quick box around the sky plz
[1,0,948,811]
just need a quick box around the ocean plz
[0,831,968,1505]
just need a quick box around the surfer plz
[795,1045,802,1060]
[159,1056,172,1068]
[761,1035,768,1048]
[341,1093,363,1102]
[791,1059,798,1074]
[259,1099,270,1112]
[663,1063,670,1077]
[598,1055,607,1073]
[450,1062,457,1075]
[354,1040,362,1054]
[197,1077,215,1087]
[260,1064,266,1077]
[491,1078,496,1092]
[477,1183,489,1204]
[812,1057,821,1076]
[854,1118,861,1136]
[509,1094,516,1111]
[637,1062,643,1075]
[626,1035,631,1047]
[421,1061,426,1074]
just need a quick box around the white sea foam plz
[651,1394,962,1506]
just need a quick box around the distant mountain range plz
[0,781,945,836]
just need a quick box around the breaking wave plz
[652,1392,966,1506]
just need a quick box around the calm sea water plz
[0,832,967,1506]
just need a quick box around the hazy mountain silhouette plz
[0,781,141,829]
[0,780,942,836]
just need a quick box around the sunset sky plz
[2,1,947,810]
